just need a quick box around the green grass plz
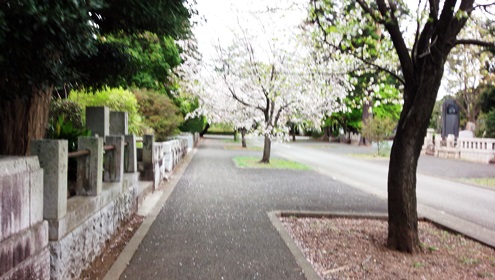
[208,123,235,134]
[460,177,495,188]
[348,153,390,160]
[224,145,263,151]
[233,156,310,170]
[461,256,480,265]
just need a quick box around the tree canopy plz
[0,0,193,155]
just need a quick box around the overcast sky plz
[192,0,307,62]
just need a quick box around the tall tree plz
[188,22,346,163]
[311,0,495,252]
[0,0,192,155]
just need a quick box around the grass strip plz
[233,156,310,170]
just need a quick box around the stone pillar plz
[124,135,137,173]
[426,128,434,143]
[104,136,124,182]
[77,137,103,196]
[434,134,442,157]
[86,106,109,137]
[110,111,128,135]
[0,157,50,280]
[30,140,68,220]
[447,134,455,148]
[163,141,173,172]
[141,134,154,181]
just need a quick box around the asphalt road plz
[269,140,495,246]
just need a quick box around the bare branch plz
[227,85,265,113]
[316,28,405,85]
[355,55,405,85]
[355,0,385,24]
[274,101,295,127]
[468,2,495,13]
[454,39,495,48]
[373,0,414,85]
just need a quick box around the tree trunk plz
[387,62,444,253]
[291,123,296,142]
[361,98,372,146]
[241,128,247,148]
[260,135,271,163]
[0,88,52,155]
[387,130,421,253]
[199,123,210,137]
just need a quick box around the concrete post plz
[110,111,128,135]
[86,106,109,137]
[434,133,442,157]
[30,140,68,220]
[141,134,155,180]
[104,136,124,182]
[77,137,103,196]
[124,135,137,173]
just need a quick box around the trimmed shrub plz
[69,87,147,135]
[133,89,183,141]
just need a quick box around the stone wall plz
[0,157,50,280]
[49,174,138,279]
[140,134,190,188]
[1,107,199,280]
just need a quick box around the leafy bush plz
[476,110,495,138]
[69,87,147,135]
[46,99,91,197]
[47,99,84,132]
[361,116,396,155]
[46,99,90,151]
[133,89,183,141]
[180,116,206,133]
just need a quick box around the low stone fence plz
[28,136,140,280]
[422,128,495,164]
[0,106,199,280]
[458,138,495,163]
[138,134,192,188]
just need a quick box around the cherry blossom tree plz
[187,13,346,163]
[311,0,495,252]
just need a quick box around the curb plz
[269,210,495,280]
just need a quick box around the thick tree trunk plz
[241,128,246,148]
[387,62,444,253]
[387,130,421,253]
[0,88,52,155]
[260,135,271,163]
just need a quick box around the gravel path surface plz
[120,138,387,279]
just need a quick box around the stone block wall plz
[0,157,50,280]
[1,129,197,280]
[49,174,138,280]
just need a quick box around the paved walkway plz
[114,137,387,279]
[108,136,494,280]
